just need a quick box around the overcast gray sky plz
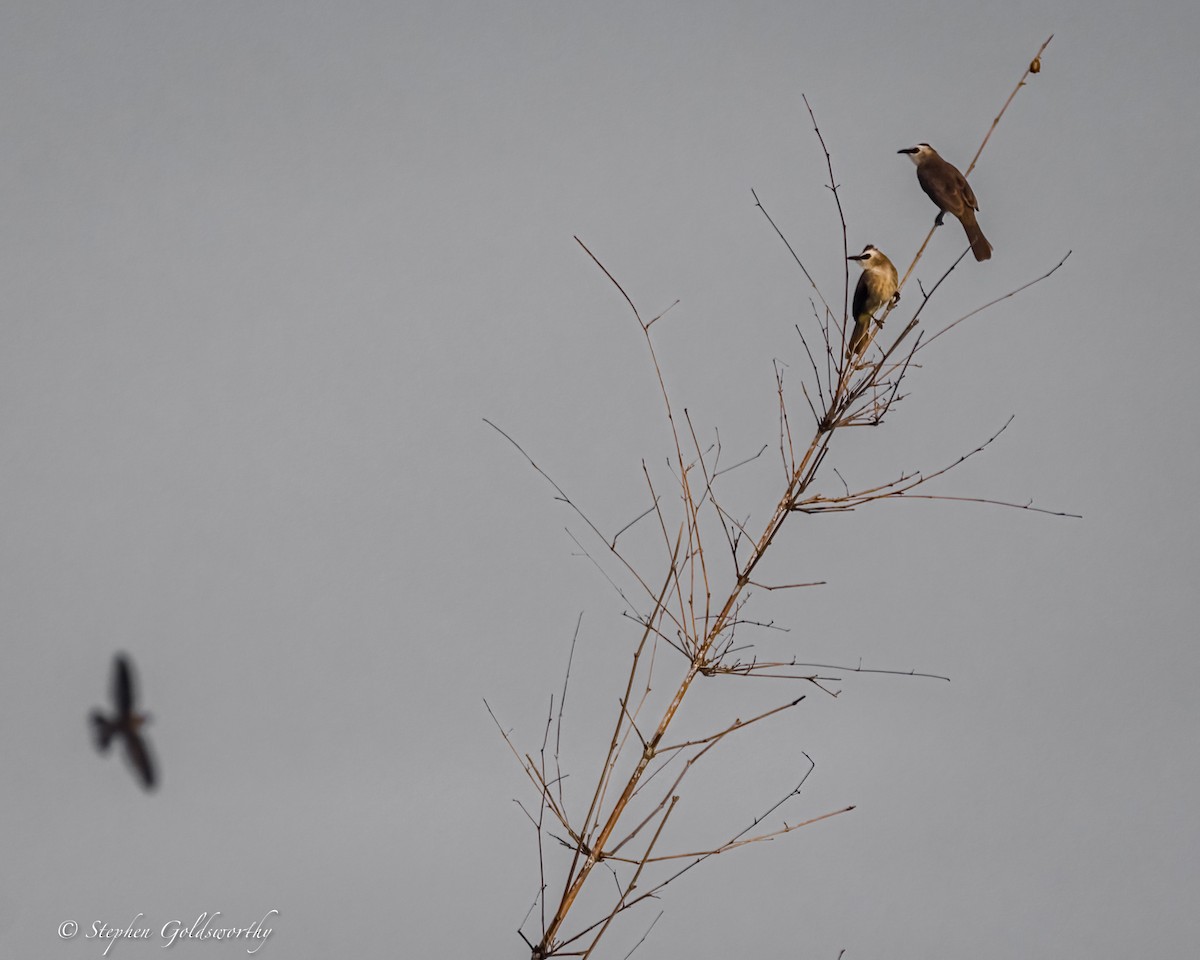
[2,2,1197,958]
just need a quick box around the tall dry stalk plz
[488,36,1068,960]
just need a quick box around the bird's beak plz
[847,254,866,261]
[897,147,917,154]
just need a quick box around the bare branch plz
[611,501,661,550]
[746,579,826,591]
[623,804,855,863]
[965,34,1055,176]
[508,40,1066,957]
[919,250,1072,351]
[802,94,851,371]
[752,188,833,321]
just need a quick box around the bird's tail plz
[847,314,871,360]
[91,712,116,752]
[961,210,992,261]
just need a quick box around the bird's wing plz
[90,712,115,751]
[114,655,135,714]
[961,176,979,212]
[915,163,944,211]
[851,272,870,321]
[123,732,157,791]
[918,162,968,218]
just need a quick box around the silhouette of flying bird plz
[90,654,157,791]
[846,244,899,360]
[898,143,992,261]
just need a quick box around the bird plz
[90,654,157,791]
[846,244,900,360]
[898,143,992,261]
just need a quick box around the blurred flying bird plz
[898,143,992,261]
[90,654,157,791]
[846,244,900,360]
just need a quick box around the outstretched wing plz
[123,731,157,791]
[90,712,115,752]
[113,655,135,715]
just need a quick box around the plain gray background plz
[2,2,1196,957]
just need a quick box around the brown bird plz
[90,654,157,791]
[846,244,900,360]
[898,143,992,261]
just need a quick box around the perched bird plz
[90,654,157,791]
[846,244,900,360]
[898,143,992,261]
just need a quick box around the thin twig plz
[802,95,852,382]
[919,250,1072,350]
[752,188,833,321]
[966,35,1055,176]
